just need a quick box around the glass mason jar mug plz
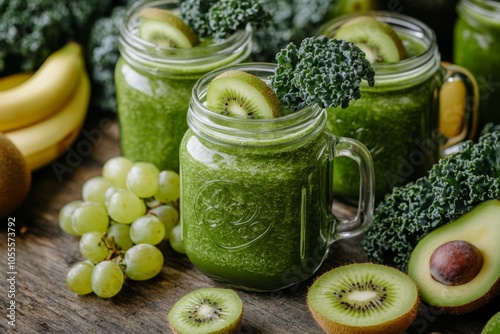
[319,11,479,202]
[179,63,375,292]
[454,0,500,127]
[115,0,252,171]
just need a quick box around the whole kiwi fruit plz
[0,133,31,219]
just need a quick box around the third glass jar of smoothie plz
[318,12,478,202]
[115,0,252,171]
[454,0,500,128]
[180,63,375,292]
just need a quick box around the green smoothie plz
[326,28,443,201]
[454,0,500,127]
[115,1,252,172]
[180,129,332,291]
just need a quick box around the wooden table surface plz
[0,112,497,334]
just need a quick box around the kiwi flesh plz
[333,16,407,63]
[206,70,284,119]
[138,8,199,48]
[307,263,419,334]
[167,287,243,334]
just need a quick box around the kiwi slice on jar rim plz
[307,263,419,334]
[167,287,243,334]
[206,70,284,119]
[138,8,199,48]
[333,16,407,63]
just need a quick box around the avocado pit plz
[429,240,483,286]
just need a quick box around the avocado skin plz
[407,199,500,315]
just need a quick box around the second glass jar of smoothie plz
[180,63,375,292]
[115,0,252,171]
[319,12,478,202]
[454,0,500,127]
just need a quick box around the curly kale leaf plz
[179,0,270,40]
[179,0,217,38]
[208,0,270,40]
[0,0,114,74]
[362,125,500,272]
[270,36,375,111]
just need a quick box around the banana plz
[0,42,84,132]
[4,68,90,171]
[0,72,33,91]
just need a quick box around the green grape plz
[79,231,109,263]
[59,200,83,236]
[129,215,165,246]
[66,260,95,295]
[149,205,179,240]
[82,176,115,204]
[106,189,146,224]
[154,170,180,203]
[126,162,160,198]
[71,201,109,236]
[169,224,185,254]
[104,186,123,206]
[107,223,134,251]
[91,261,124,298]
[124,244,164,281]
[102,156,133,188]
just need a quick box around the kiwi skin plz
[206,70,284,119]
[307,263,419,334]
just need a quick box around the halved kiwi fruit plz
[333,16,407,63]
[307,263,419,334]
[206,70,283,119]
[167,287,243,334]
[138,8,199,48]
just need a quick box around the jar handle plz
[440,62,479,155]
[329,135,375,241]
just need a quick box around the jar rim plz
[318,11,440,87]
[188,63,326,148]
[119,0,253,74]
[458,0,500,28]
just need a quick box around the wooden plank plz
[0,112,495,333]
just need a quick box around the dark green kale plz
[362,124,500,272]
[251,0,336,62]
[87,5,128,113]
[0,0,114,74]
[270,36,375,111]
[179,0,270,40]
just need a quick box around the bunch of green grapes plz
[59,156,185,298]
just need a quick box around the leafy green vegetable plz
[179,0,270,40]
[362,124,500,272]
[270,36,375,111]
[252,0,336,62]
[87,5,128,113]
[0,0,115,74]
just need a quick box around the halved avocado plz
[408,199,500,314]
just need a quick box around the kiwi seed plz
[138,8,199,48]
[206,70,283,119]
[333,16,407,63]
[167,287,243,334]
[307,263,419,334]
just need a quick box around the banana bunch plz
[0,42,91,171]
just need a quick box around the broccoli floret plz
[362,124,500,272]
[0,0,114,74]
[270,36,375,111]
[179,0,270,40]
